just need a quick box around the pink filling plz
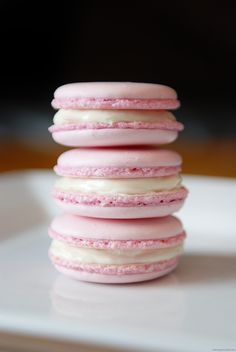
[51,98,180,110]
[52,187,188,207]
[54,165,181,178]
[50,253,180,275]
[48,120,183,133]
[49,228,186,249]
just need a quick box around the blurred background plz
[0,0,235,176]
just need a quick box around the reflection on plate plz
[51,273,186,328]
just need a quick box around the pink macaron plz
[49,214,186,283]
[49,82,183,147]
[53,147,188,219]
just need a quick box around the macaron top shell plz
[54,82,178,100]
[56,147,182,168]
[50,214,184,241]
[52,82,180,110]
[54,147,182,178]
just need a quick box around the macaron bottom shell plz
[52,257,180,284]
[54,199,185,219]
[51,128,179,147]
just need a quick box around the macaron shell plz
[54,199,185,219]
[54,82,178,100]
[51,128,178,147]
[49,228,185,250]
[53,259,179,283]
[52,82,179,110]
[54,147,182,177]
[50,214,184,241]
[56,147,182,168]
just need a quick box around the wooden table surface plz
[1,139,236,178]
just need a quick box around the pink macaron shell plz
[54,146,182,177]
[50,214,184,241]
[56,147,182,169]
[54,146,183,183]
[49,228,185,250]
[54,82,178,100]
[53,199,185,219]
[51,257,180,284]
[52,187,188,219]
[52,82,179,110]
[51,128,179,147]
[48,212,186,248]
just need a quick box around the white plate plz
[0,171,236,352]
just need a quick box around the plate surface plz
[0,171,236,352]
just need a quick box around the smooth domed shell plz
[50,214,184,241]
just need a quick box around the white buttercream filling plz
[50,240,183,264]
[55,175,181,195]
[53,109,176,125]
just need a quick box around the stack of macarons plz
[48,82,188,283]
